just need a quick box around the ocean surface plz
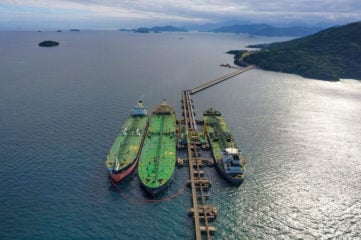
[1,31,360,240]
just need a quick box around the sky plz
[1,0,361,30]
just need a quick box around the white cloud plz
[1,0,361,29]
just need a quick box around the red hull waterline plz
[110,159,139,183]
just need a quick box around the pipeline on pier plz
[190,65,255,94]
[181,65,254,239]
[181,90,217,240]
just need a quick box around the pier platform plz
[179,65,253,239]
[181,90,217,239]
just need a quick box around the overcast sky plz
[1,0,360,30]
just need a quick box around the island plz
[229,21,361,81]
[134,27,150,33]
[38,41,60,47]
[120,25,188,33]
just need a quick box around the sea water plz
[1,31,360,239]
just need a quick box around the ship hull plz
[214,159,244,185]
[110,158,139,183]
[140,180,168,197]
[141,185,162,197]
[105,101,149,183]
[109,120,149,183]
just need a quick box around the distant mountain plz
[236,21,361,81]
[212,24,322,37]
[151,26,187,32]
[134,27,150,33]
[120,25,188,33]
[183,22,237,32]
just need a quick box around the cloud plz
[1,0,361,29]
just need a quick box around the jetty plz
[111,63,253,239]
[190,65,254,94]
[181,65,253,239]
[181,90,217,239]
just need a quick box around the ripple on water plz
[1,32,361,240]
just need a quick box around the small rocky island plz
[38,41,60,47]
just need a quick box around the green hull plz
[106,102,148,182]
[204,108,246,185]
[138,101,176,196]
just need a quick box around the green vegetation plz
[213,24,322,37]
[233,21,361,81]
[122,25,188,33]
[226,50,252,67]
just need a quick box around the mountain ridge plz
[211,24,322,37]
[119,25,188,33]
[231,21,361,81]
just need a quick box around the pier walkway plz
[181,65,254,239]
[182,90,217,240]
[190,65,255,94]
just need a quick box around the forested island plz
[230,21,361,81]
[120,25,188,33]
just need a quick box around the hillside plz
[212,24,322,37]
[240,21,361,81]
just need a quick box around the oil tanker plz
[138,100,176,197]
[203,108,246,185]
[105,101,149,182]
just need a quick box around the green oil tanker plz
[105,101,149,182]
[203,108,246,185]
[138,100,177,197]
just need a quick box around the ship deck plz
[204,114,246,161]
[138,113,176,189]
[204,113,246,177]
[106,116,148,169]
